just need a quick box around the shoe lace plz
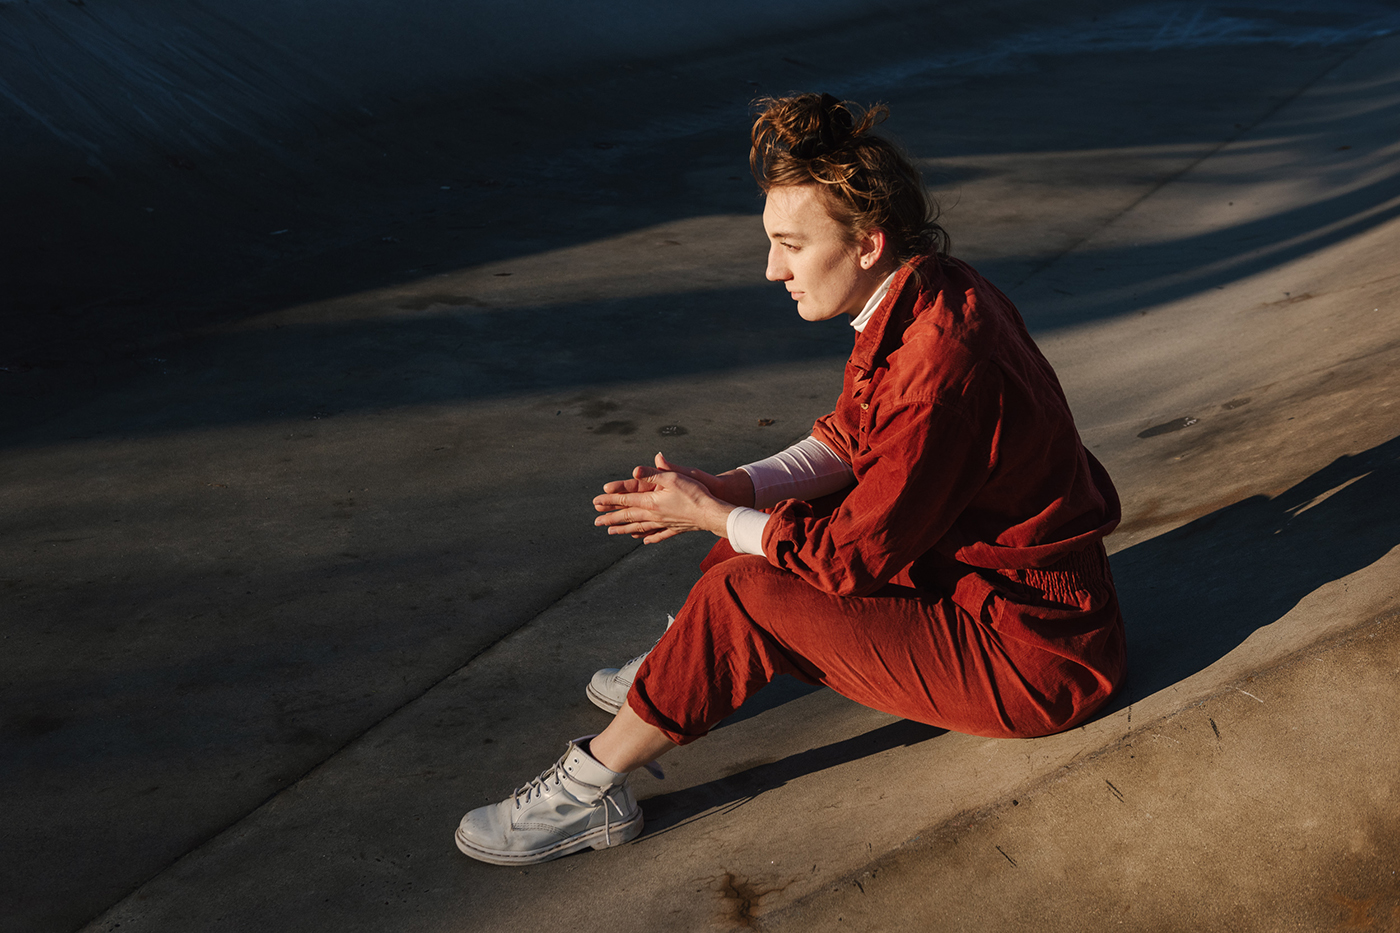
[512,756,568,808]
[600,789,629,847]
[510,738,665,846]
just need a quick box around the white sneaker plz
[586,615,674,715]
[455,737,642,865]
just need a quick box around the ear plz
[856,228,887,271]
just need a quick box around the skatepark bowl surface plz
[2,1,1399,931]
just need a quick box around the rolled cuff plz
[725,506,770,555]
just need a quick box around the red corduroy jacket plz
[761,254,1122,606]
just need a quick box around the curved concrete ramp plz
[2,2,1399,932]
[1,0,926,334]
[2,0,920,167]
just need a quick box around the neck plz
[849,266,900,333]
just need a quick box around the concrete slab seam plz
[62,536,660,933]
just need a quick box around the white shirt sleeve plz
[726,506,771,555]
[725,437,855,556]
[737,436,854,509]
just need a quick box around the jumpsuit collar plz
[848,254,945,373]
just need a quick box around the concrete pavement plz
[3,2,1399,931]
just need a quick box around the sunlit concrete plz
[3,2,1399,932]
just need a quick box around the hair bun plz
[750,93,948,262]
[791,92,855,159]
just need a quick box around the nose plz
[765,243,790,282]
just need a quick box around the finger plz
[595,508,655,527]
[604,476,658,493]
[655,451,691,477]
[611,521,663,536]
[607,515,660,529]
[593,491,642,509]
[623,522,670,540]
[655,452,713,486]
[636,468,678,486]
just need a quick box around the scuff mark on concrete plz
[711,871,790,928]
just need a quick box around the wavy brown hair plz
[750,92,948,262]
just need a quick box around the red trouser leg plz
[627,546,1119,744]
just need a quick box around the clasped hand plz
[592,453,753,544]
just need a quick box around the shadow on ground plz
[1109,431,1400,705]
[636,433,1400,829]
[638,718,946,836]
[5,11,1398,444]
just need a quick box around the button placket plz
[857,367,887,432]
[850,368,870,406]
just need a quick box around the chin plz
[799,306,840,322]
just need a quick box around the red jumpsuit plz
[629,254,1126,743]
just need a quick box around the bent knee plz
[692,553,793,598]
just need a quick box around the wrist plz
[707,500,737,538]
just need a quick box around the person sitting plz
[454,92,1126,866]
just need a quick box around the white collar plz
[849,269,899,333]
